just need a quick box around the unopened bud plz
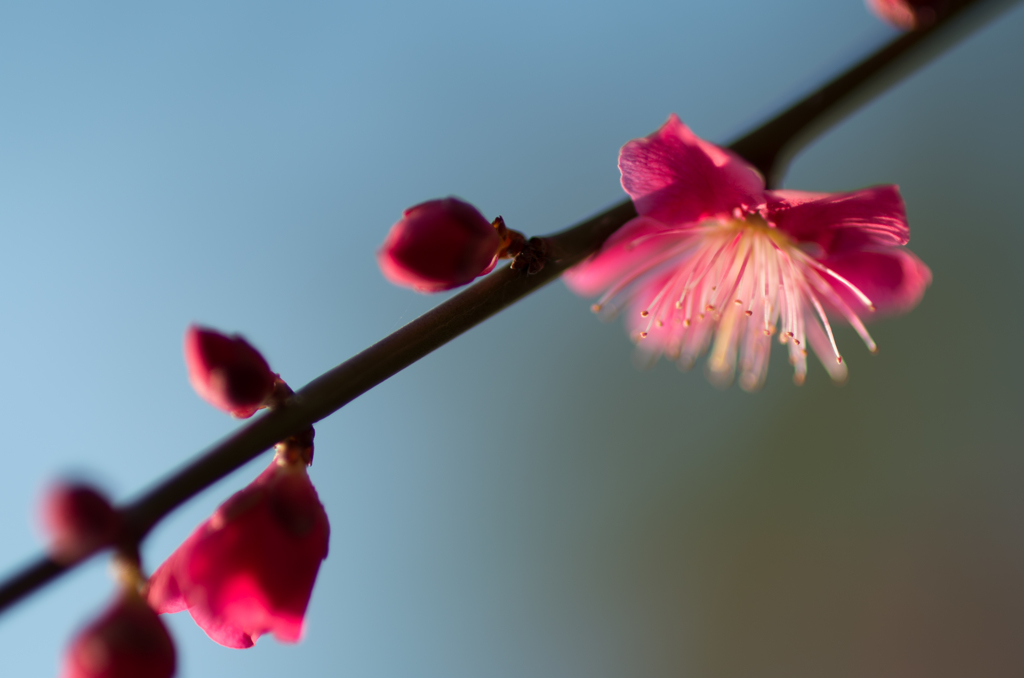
[61,592,176,678]
[184,326,276,418]
[377,197,502,293]
[41,483,120,563]
[865,0,951,29]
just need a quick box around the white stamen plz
[796,252,876,311]
[807,289,842,364]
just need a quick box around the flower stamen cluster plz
[606,214,884,388]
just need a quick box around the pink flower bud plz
[865,0,950,29]
[184,326,276,418]
[61,593,176,678]
[377,197,502,292]
[40,483,120,563]
[147,456,329,649]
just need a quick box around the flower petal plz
[822,248,932,317]
[619,114,764,225]
[147,461,329,649]
[767,186,910,255]
[563,216,691,297]
[148,546,190,615]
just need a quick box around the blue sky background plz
[1,1,1022,676]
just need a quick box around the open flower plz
[565,115,931,391]
[147,454,329,648]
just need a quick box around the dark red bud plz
[41,483,120,563]
[377,197,502,293]
[184,326,276,418]
[61,593,176,678]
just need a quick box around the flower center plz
[725,214,792,248]
[590,212,883,390]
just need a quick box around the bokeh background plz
[1,1,1022,676]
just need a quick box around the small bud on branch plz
[60,591,176,678]
[40,484,121,564]
[184,326,277,418]
[867,0,952,29]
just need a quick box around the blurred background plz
[1,1,1022,676]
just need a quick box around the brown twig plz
[0,0,1017,615]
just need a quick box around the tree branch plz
[0,0,1016,615]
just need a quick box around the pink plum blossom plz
[866,0,950,29]
[61,592,176,678]
[378,197,503,292]
[565,115,931,391]
[184,326,277,418]
[147,455,329,649]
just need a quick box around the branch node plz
[510,237,549,275]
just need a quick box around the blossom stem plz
[0,0,1015,615]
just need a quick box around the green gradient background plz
[0,1,1022,676]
